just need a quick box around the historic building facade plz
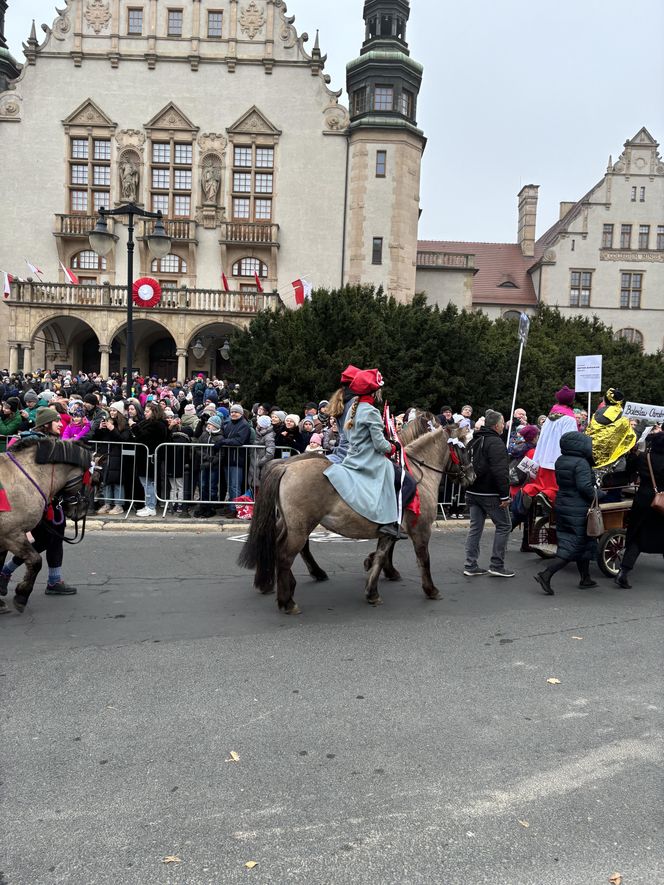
[415,129,664,353]
[0,0,425,376]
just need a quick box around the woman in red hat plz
[324,368,403,538]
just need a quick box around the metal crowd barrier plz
[84,439,152,519]
[437,475,465,520]
[152,442,299,517]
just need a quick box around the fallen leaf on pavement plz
[546,678,562,685]
[226,751,240,763]
[608,874,622,885]
[518,820,529,828]
[571,636,584,640]
[162,856,181,864]
[245,861,258,869]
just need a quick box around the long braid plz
[345,397,360,431]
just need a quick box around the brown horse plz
[238,423,474,613]
[0,438,104,612]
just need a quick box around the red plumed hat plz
[349,369,384,396]
[340,364,360,385]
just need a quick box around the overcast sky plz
[5,0,664,242]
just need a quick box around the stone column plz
[99,344,112,378]
[176,348,188,382]
[8,343,19,374]
[22,345,33,373]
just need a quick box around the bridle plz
[406,428,473,485]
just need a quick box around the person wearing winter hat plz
[82,393,106,435]
[109,401,125,415]
[300,415,315,449]
[324,364,360,463]
[62,402,91,440]
[279,414,304,453]
[522,385,579,507]
[253,413,276,490]
[585,387,636,469]
[306,432,324,452]
[462,409,514,577]
[324,368,405,540]
[0,404,78,611]
[211,402,252,517]
[181,402,199,434]
[194,413,225,517]
[0,397,24,450]
[22,390,40,426]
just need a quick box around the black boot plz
[378,523,408,540]
[577,561,598,588]
[534,570,554,595]
[615,569,632,589]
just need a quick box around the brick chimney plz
[517,184,539,257]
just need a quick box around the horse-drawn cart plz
[527,491,633,577]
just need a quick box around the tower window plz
[630,186,637,202]
[375,151,387,178]
[381,15,393,36]
[352,89,368,116]
[372,237,383,265]
[399,90,414,117]
[640,186,646,202]
[373,86,394,112]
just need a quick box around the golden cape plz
[585,405,636,468]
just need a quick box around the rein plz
[405,429,465,483]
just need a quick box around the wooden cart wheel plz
[531,516,556,559]
[597,528,626,577]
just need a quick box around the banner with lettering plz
[623,402,664,422]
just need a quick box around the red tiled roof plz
[417,240,538,305]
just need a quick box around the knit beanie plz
[23,390,38,403]
[257,415,272,429]
[84,393,99,406]
[6,396,20,412]
[206,414,222,429]
[286,414,300,425]
[484,409,503,428]
[230,403,244,416]
[554,385,575,406]
[109,401,125,414]
[184,403,196,415]
[518,424,539,443]
[309,433,323,445]
[272,410,286,422]
[34,406,60,428]
[41,390,56,402]
[302,416,315,427]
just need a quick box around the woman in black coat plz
[534,431,599,595]
[128,401,168,515]
[92,408,132,514]
[616,430,664,587]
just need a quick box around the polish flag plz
[292,278,312,307]
[254,271,264,293]
[25,259,44,278]
[2,271,13,300]
[59,261,79,285]
[221,271,230,293]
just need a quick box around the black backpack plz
[468,435,487,477]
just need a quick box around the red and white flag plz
[59,261,79,285]
[2,271,13,300]
[221,271,230,293]
[25,259,44,279]
[292,278,312,307]
[254,271,264,293]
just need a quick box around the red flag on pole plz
[292,278,312,307]
[2,271,13,300]
[59,261,79,285]
[254,271,264,293]
[221,271,230,293]
[25,259,44,278]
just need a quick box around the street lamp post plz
[89,203,171,395]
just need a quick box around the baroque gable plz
[62,98,116,129]
[227,106,281,138]
[145,103,198,133]
[611,126,664,176]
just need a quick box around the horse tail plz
[237,460,286,592]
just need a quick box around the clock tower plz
[345,0,425,301]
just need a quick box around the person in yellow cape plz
[585,388,637,468]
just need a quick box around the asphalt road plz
[1,527,662,885]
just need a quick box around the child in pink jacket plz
[61,402,91,440]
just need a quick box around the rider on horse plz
[324,368,405,539]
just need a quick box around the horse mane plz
[399,412,440,446]
[404,422,472,458]
[6,437,93,471]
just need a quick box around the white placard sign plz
[575,354,603,392]
[623,401,664,422]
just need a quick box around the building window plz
[68,135,111,214]
[620,272,643,309]
[602,223,614,249]
[150,138,192,218]
[630,186,637,202]
[71,250,107,272]
[638,225,650,250]
[232,257,268,289]
[207,11,223,37]
[372,237,383,265]
[640,186,646,202]
[657,225,664,250]
[375,150,387,178]
[352,89,367,116]
[231,145,274,222]
[399,90,413,117]
[167,9,183,36]
[620,224,632,249]
[373,86,394,112]
[151,254,187,274]
[569,270,592,307]
[615,327,644,348]
[127,8,143,34]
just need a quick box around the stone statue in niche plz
[202,163,221,203]
[120,158,140,202]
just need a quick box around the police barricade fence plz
[0,434,151,519]
[152,442,299,517]
[437,474,466,520]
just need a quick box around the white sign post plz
[575,354,603,416]
[506,313,530,447]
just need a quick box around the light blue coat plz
[324,401,397,524]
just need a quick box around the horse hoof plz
[313,571,329,582]
[385,570,401,582]
[425,590,441,600]
[256,586,275,595]
[285,603,301,615]
[367,596,383,606]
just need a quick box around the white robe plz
[532,414,578,470]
